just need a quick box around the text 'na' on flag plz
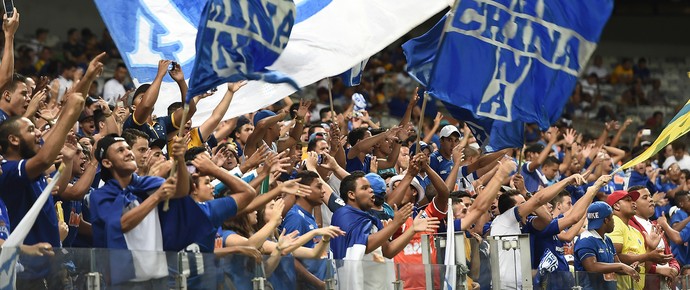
[186,0,299,100]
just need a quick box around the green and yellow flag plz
[622,99,690,169]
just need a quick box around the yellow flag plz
[621,99,690,169]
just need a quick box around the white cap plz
[439,125,461,138]
[389,175,425,203]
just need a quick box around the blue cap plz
[409,141,430,157]
[365,173,387,197]
[587,201,613,230]
[253,110,276,126]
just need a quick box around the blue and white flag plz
[340,58,369,87]
[0,169,62,290]
[96,0,451,124]
[429,0,613,129]
[403,16,523,151]
[186,0,298,99]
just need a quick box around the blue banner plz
[187,0,299,100]
[340,58,369,87]
[429,0,612,129]
[403,15,523,151]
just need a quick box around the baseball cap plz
[640,141,652,147]
[253,110,276,126]
[95,134,127,162]
[606,190,640,207]
[129,84,150,107]
[149,138,167,150]
[439,125,461,138]
[85,96,100,106]
[409,141,430,157]
[365,173,387,198]
[388,175,425,203]
[79,112,94,122]
[587,201,613,230]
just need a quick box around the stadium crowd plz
[3,7,690,290]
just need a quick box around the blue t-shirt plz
[670,209,690,266]
[521,162,545,193]
[123,115,176,148]
[345,149,372,174]
[574,231,617,290]
[0,198,10,240]
[0,159,58,279]
[0,160,59,247]
[281,205,328,284]
[0,108,9,124]
[566,184,587,205]
[196,197,238,252]
[429,150,453,181]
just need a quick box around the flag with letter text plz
[186,0,298,99]
[403,15,523,151]
[428,0,613,129]
[621,99,690,169]
[95,0,451,124]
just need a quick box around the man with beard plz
[607,190,672,290]
[0,52,103,288]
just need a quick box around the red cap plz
[606,190,640,207]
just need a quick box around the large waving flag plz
[427,0,613,129]
[0,168,63,290]
[186,0,298,99]
[95,0,451,124]
[403,15,523,151]
[621,99,690,169]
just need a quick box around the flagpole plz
[416,92,429,154]
[516,123,526,175]
[163,104,190,212]
[327,77,335,117]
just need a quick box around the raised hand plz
[85,52,107,79]
[60,133,79,162]
[168,61,184,82]
[269,198,285,223]
[245,144,270,170]
[3,8,19,36]
[170,136,186,160]
[370,157,378,173]
[191,153,218,176]
[645,224,663,249]
[228,80,248,93]
[567,174,587,186]
[278,178,311,197]
[452,143,465,164]
[564,128,577,146]
[545,127,559,143]
[408,87,420,106]
[393,203,414,225]
[594,174,612,187]
[412,215,440,233]
[433,112,443,126]
[295,99,311,120]
[313,226,346,240]
[605,120,619,131]
[157,60,173,78]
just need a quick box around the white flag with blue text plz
[95,0,451,124]
[443,198,456,290]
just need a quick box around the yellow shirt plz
[606,215,645,290]
[168,127,204,150]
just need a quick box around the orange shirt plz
[393,199,446,290]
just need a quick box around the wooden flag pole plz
[163,104,190,211]
[327,77,335,117]
[415,92,429,155]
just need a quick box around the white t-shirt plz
[490,206,523,290]
[103,78,126,106]
[663,154,690,171]
[586,65,608,79]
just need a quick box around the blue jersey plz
[281,205,328,286]
[521,162,546,193]
[345,148,372,173]
[574,230,617,290]
[429,150,453,180]
[123,115,177,148]
[0,108,9,124]
[196,197,238,253]
[670,209,690,266]
[0,198,10,240]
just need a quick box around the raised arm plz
[193,153,256,211]
[132,60,171,125]
[559,129,576,174]
[0,9,19,89]
[528,127,557,172]
[244,110,287,157]
[423,157,450,213]
[460,158,515,230]
[399,88,419,128]
[199,82,245,141]
[348,128,398,159]
[558,175,612,231]
[277,100,310,152]
[610,119,631,148]
[366,203,413,254]
[518,174,586,223]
